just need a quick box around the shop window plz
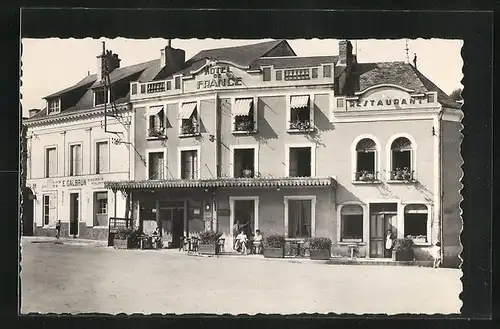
[47,99,60,115]
[179,102,200,136]
[288,199,312,238]
[233,148,255,178]
[390,137,414,181]
[289,147,311,177]
[69,144,82,176]
[94,88,109,106]
[404,204,428,244]
[93,192,108,227]
[147,106,166,138]
[355,138,377,182]
[288,95,313,131]
[341,205,363,242]
[45,147,57,178]
[181,149,198,179]
[95,141,109,174]
[148,152,164,180]
[232,98,256,133]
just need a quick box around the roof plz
[44,74,97,99]
[251,55,338,69]
[91,59,160,88]
[104,177,337,191]
[348,62,461,109]
[186,39,288,67]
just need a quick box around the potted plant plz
[263,234,285,258]
[392,237,415,261]
[242,168,253,178]
[309,237,332,260]
[357,170,376,182]
[289,120,311,131]
[235,120,253,132]
[197,230,223,255]
[113,227,134,249]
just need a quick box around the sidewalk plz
[21,236,108,248]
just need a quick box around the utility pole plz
[405,39,409,63]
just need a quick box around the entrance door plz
[232,199,256,249]
[161,207,184,248]
[22,188,34,236]
[69,193,79,236]
[370,213,397,258]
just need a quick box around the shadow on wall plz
[336,184,363,204]
[313,103,335,133]
[255,99,279,142]
[376,182,398,199]
[414,181,434,202]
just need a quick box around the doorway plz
[229,197,259,249]
[22,188,34,236]
[159,201,185,248]
[69,193,80,236]
[369,203,398,258]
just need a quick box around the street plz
[20,239,462,315]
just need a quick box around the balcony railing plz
[147,127,166,139]
[180,123,199,135]
[234,119,255,132]
[288,120,312,131]
[390,168,415,181]
[354,170,379,182]
[284,69,311,81]
[146,82,166,93]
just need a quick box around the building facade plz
[101,40,463,267]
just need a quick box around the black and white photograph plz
[20,34,464,315]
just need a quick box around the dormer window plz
[47,99,60,115]
[94,88,110,106]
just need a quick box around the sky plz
[20,38,463,116]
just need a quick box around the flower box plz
[309,249,331,260]
[198,243,217,255]
[263,247,284,258]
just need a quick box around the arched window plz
[355,138,377,181]
[340,205,363,242]
[404,204,429,243]
[390,137,414,181]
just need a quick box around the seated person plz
[253,229,263,254]
[235,229,248,254]
[152,227,161,248]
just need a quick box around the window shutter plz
[99,142,109,173]
[49,194,57,225]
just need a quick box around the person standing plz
[55,220,61,239]
[385,230,394,258]
[433,242,442,268]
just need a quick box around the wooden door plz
[370,213,385,258]
[69,193,79,235]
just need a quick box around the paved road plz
[20,239,462,315]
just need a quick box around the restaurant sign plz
[34,176,106,190]
[196,64,243,89]
[348,97,425,108]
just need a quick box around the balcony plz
[353,171,381,184]
[147,127,166,140]
[233,119,256,134]
[284,69,311,81]
[146,82,166,93]
[287,120,314,133]
[389,168,416,183]
[180,122,200,137]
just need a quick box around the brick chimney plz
[338,40,354,66]
[97,49,121,81]
[160,41,185,75]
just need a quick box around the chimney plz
[97,43,121,81]
[413,53,418,70]
[159,41,186,75]
[338,40,354,66]
[29,108,40,118]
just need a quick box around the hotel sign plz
[32,176,106,190]
[196,64,243,89]
[348,97,425,108]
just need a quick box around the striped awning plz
[146,105,164,116]
[232,98,253,117]
[105,177,337,191]
[290,95,310,109]
[179,102,197,119]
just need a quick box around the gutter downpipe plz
[437,107,445,264]
[213,92,219,232]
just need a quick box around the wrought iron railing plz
[234,119,255,132]
[354,170,379,182]
[289,120,312,131]
[147,127,166,138]
[390,168,415,181]
[181,123,199,135]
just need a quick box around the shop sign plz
[39,176,106,189]
[196,64,243,89]
[348,97,424,108]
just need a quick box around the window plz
[311,68,318,79]
[43,195,50,226]
[47,99,60,114]
[232,98,256,132]
[288,199,312,238]
[94,192,108,227]
[323,65,332,78]
[289,147,311,177]
[174,76,181,89]
[69,144,82,176]
[288,95,312,131]
[167,80,172,90]
[148,152,164,180]
[233,148,255,178]
[94,88,109,106]
[95,141,109,174]
[355,138,377,181]
[147,106,166,138]
[262,67,271,81]
[179,102,199,135]
[181,149,199,179]
[404,204,429,244]
[390,137,414,181]
[45,147,57,178]
[341,205,363,242]
[276,70,282,81]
